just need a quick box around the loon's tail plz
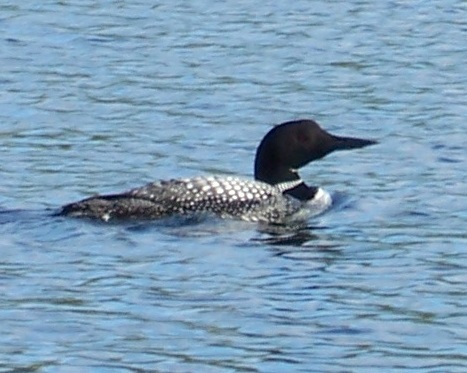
[59,194,167,221]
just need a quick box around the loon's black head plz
[254,119,377,188]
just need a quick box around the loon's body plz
[61,175,331,223]
[60,119,376,223]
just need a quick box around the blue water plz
[1,1,466,372]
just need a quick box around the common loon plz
[60,119,376,223]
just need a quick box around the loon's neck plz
[282,182,319,201]
[256,165,300,186]
[271,174,319,202]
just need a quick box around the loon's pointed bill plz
[330,134,378,152]
[60,119,376,223]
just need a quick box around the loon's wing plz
[60,176,295,222]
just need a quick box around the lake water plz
[1,1,466,372]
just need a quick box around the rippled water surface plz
[1,1,466,372]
